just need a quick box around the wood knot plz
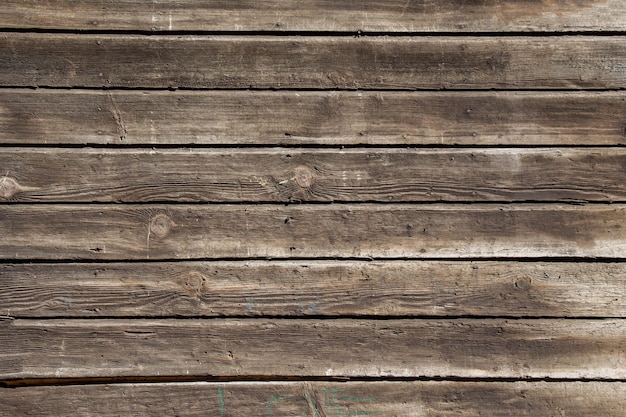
[183,271,207,295]
[0,176,22,199]
[514,275,532,291]
[149,213,174,239]
[294,166,315,188]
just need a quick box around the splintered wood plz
[1,1,626,416]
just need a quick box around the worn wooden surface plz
[2,261,626,318]
[3,34,626,89]
[1,204,624,260]
[1,148,625,203]
[2,1,625,414]
[3,90,626,146]
[2,318,625,379]
[1,0,625,33]
[3,381,626,416]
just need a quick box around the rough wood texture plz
[2,381,626,416]
[1,318,625,379]
[3,34,626,89]
[1,148,625,203]
[3,90,626,146]
[1,204,624,260]
[1,0,624,32]
[2,261,626,318]
[2,2,626,410]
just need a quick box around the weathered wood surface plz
[1,204,624,260]
[2,381,626,416]
[3,90,626,146]
[3,34,626,89]
[2,261,626,318]
[1,318,624,379]
[1,0,625,33]
[1,148,624,203]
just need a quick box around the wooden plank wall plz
[1,1,626,415]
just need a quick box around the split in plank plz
[1,204,625,260]
[3,90,626,146]
[1,0,624,33]
[1,148,625,203]
[1,318,625,379]
[3,381,626,416]
[3,34,626,89]
[3,261,626,318]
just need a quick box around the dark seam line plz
[1,144,626,150]
[1,256,626,264]
[3,375,626,389]
[1,86,625,92]
[4,315,623,321]
[3,86,626,93]
[2,28,626,36]
[0,200,614,205]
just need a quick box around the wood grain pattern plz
[1,318,625,379]
[3,90,626,146]
[2,261,626,318]
[1,204,625,260]
[1,148,624,203]
[1,0,624,33]
[2,381,626,416]
[3,34,626,89]
[2,0,626,411]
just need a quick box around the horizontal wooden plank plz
[2,34,626,89]
[2,261,626,318]
[1,148,625,203]
[1,0,625,33]
[2,381,626,416]
[1,204,624,260]
[3,90,626,146]
[1,318,624,379]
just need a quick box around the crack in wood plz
[107,92,127,141]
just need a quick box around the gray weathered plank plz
[1,318,624,379]
[2,381,626,416]
[2,34,626,89]
[3,90,626,146]
[2,261,626,318]
[1,0,624,33]
[1,204,624,260]
[1,148,624,203]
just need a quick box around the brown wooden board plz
[1,148,624,203]
[3,90,626,146]
[2,0,625,411]
[2,381,626,416]
[2,34,626,89]
[1,318,625,379]
[0,204,625,260]
[2,261,626,318]
[1,0,625,33]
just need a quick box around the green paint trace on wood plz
[218,387,225,417]
[325,387,379,416]
[263,387,378,416]
[266,394,294,416]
